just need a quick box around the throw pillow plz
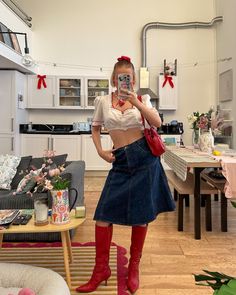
[15,168,41,195]
[29,154,68,170]
[11,156,33,189]
[0,154,21,190]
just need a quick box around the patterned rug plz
[1,242,129,295]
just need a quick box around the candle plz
[75,206,86,218]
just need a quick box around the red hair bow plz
[117,56,131,63]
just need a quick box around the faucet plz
[42,124,55,132]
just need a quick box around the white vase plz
[192,129,199,147]
[198,128,214,153]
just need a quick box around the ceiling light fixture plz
[1,31,34,67]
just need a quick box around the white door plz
[27,75,56,108]
[52,135,81,161]
[21,134,51,157]
[81,134,112,170]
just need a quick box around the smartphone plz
[117,74,132,98]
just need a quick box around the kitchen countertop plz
[19,124,181,135]
[19,124,109,135]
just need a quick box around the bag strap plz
[137,95,151,128]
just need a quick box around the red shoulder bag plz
[138,96,165,157]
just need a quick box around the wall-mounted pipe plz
[2,0,32,27]
[141,16,223,67]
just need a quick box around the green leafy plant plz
[50,175,70,191]
[194,270,236,294]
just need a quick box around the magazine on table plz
[0,209,20,226]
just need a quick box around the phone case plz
[117,74,132,97]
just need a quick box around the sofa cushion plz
[0,155,21,190]
[29,154,68,170]
[11,156,33,189]
[16,169,41,195]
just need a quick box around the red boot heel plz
[76,224,113,293]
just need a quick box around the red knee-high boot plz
[76,224,113,293]
[127,225,147,294]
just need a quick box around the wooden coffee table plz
[0,210,85,289]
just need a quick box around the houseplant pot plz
[51,188,78,225]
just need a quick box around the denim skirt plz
[94,137,175,226]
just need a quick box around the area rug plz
[1,242,129,295]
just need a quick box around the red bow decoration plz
[117,56,131,63]
[162,75,174,88]
[37,75,47,89]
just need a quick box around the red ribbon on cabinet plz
[37,75,47,89]
[162,75,174,88]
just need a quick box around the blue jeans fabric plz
[94,137,175,226]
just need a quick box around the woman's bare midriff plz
[109,128,144,149]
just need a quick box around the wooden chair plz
[166,170,218,231]
[201,170,227,232]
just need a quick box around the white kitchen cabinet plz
[21,134,51,157]
[81,134,112,170]
[0,134,14,155]
[56,76,84,109]
[27,75,56,108]
[0,70,28,155]
[159,75,178,110]
[51,135,81,161]
[21,134,82,161]
[27,75,111,110]
[84,77,111,109]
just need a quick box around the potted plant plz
[194,270,236,294]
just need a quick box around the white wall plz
[17,0,218,145]
[215,0,236,148]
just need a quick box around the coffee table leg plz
[0,233,3,248]
[61,231,71,289]
[66,230,73,263]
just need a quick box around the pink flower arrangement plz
[187,108,214,131]
[33,150,68,192]
[14,150,69,196]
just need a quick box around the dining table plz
[163,146,221,239]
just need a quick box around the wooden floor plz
[73,176,236,295]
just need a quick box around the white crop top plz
[92,94,155,131]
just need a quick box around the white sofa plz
[0,263,70,295]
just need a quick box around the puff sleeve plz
[92,96,104,127]
[142,94,157,111]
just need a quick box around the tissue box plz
[75,206,86,218]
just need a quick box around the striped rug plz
[1,242,128,295]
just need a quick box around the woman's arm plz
[92,126,115,163]
[134,99,162,127]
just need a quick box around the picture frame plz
[9,30,22,54]
[0,22,14,49]
[219,69,233,102]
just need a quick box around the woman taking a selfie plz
[76,56,175,294]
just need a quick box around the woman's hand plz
[98,149,115,163]
[120,88,138,105]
